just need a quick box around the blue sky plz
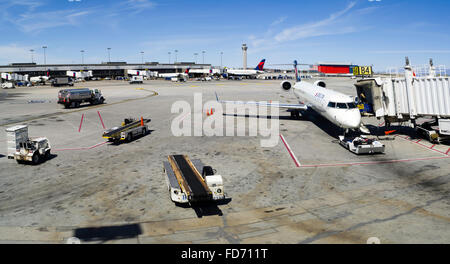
[0,0,449,71]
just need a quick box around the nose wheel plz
[290,110,301,120]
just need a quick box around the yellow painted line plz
[135,88,144,90]
[0,89,159,127]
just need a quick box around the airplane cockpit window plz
[336,103,348,109]
[347,102,357,109]
[327,102,336,108]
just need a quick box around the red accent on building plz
[317,65,350,74]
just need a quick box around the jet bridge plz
[356,58,450,143]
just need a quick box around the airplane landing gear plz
[290,110,301,120]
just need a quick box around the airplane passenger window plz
[336,103,348,109]
[328,102,336,108]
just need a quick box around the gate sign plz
[353,66,373,76]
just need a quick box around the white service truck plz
[1,82,15,89]
[339,136,385,155]
[129,76,144,84]
[6,125,51,164]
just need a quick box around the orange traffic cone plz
[141,116,144,127]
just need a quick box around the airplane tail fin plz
[294,60,300,82]
[254,59,266,71]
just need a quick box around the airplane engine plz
[314,80,326,88]
[280,81,292,91]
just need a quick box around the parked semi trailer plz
[163,155,225,204]
[51,77,74,87]
[6,125,51,164]
[102,117,150,143]
[58,88,105,108]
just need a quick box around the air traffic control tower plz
[242,44,248,70]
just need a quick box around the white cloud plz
[248,2,366,53]
[270,16,287,26]
[0,0,156,33]
[0,44,36,63]
[370,50,450,54]
[122,0,157,14]
[15,10,91,33]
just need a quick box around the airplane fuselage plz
[291,81,361,129]
[226,69,263,76]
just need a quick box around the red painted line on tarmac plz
[395,135,448,156]
[98,111,106,129]
[53,142,107,152]
[446,148,450,155]
[279,134,301,167]
[299,156,450,168]
[416,139,422,143]
[78,114,84,132]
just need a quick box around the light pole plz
[30,49,35,63]
[168,52,171,64]
[140,51,144,64]
[80,50,85,64]
[202,51,205,64]
[194,53,198,64]
[174,50,178,63]
[220,51,223,68]
[107,48,111,63]
[42,46,47,65]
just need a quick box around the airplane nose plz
[345,111,362,129]
[338,110,361,129]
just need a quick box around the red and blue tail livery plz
[254,59,266,71]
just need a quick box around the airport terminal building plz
[0,62,213,79]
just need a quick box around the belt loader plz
[163,155,225,204]
[102,117,150,143]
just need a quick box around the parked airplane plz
[158,72,189,79]
[224,59,266,79]
[217,60,362,132]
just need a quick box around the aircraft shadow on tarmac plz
[176,198,232,218]
[73,224,142,243]
[108,130,155,146]
[223,108,342,138]
[0,154,5,159]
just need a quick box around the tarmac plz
[0,78,449,244]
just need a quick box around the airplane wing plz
[215,92,307,110]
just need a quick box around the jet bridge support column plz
[404,57,417,120]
